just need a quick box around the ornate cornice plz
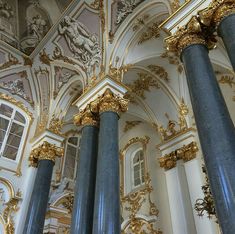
[29,141,64,167]
[159,141,199,170]
[74,102,99,127]
[98,88,129,115]
[199,0,235,27]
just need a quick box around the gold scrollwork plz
[48,115,64,135]
[159,141,199,170]
[29,141,64,167]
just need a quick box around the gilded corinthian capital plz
[29,141,64,167]
[74,101,99,127]
[199,0,235,27]
[98,88,129,115]
[165,16,216,54]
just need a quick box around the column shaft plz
[93,111,120,234]
[218,14,235,71]
[23,160,54,234]
[182,44,235,233]
[70,125,99,234]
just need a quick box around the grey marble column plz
[92,111,120,234]
[217,14,235,71]
[23,160,54,234]
[70,125,99,234]
[181,44,235,233]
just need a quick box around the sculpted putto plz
[58,16,101,68]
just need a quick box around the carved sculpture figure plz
[27,14,47,40]
[58,16,101,67]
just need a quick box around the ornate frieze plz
[29,141,64,167]
[159,141,199,170]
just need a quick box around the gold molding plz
[159,141,199,170]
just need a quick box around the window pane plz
[14,111,26,124]
[139,150,144,160]
[3,145,18,160]
[0,129,6,144]
[6,134,21,148]
[0,117,9,130]
[134,178,141,186]
[0,104,13,118]
[63,145,77,179]
[10,123,24,137]
[68,137,78,146]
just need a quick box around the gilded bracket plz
[159,141,199,170]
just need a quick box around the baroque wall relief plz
[0,70,34,107]
[0,177,21,234]
[55,2,102,78]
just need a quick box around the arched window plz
[63,136,80,180]
[132,149,145,187]
[0,101,28,161]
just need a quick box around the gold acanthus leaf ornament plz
[165,16,216,54]
[138,21,161,44]
[0,53,20,71]
[159,141,199,170]
[74,101,99,127]
[29,141,64,167]
[98,89,129,115]
[123,121,142,133]
[48,115,64,135]
[199,0,235,27]
[127,72,160,99]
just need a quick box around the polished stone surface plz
[182,44,235,234]
[70,125,99,234]
[23,160,54,234]
[93,111,120,234]
[218,14,235,71]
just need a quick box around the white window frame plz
[0,100,29,163]
[131,148,145,189]
[62,136,80,181]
